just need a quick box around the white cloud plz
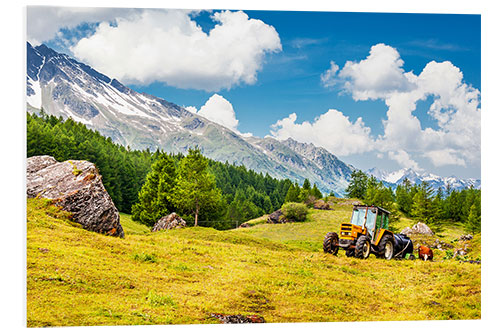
[270,110,374,156]
[388,150,422,171]
[336,43,416,101]
[27,6,140,45]
[189,94,252,137]
[424,149,466,167]
[184,106,198,114]
[195,94,239,132]
[320,61,339,88]
[319,43,481,169]
[70,9,281,91]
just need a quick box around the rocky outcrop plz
[460,234,473,241]
[26,155,124,237]
[313,200,331,210]
[239,222,250,228]
[267,209,288,224]
[401,222,434,236]
[429,238,453,250]
[152,213,186,231]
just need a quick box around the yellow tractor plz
[323,205,413,259]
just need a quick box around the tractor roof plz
[353,205,391,215]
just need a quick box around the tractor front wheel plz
[379,234,395,260]
[323,232,339,255]
[355,235,371,259]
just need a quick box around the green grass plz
[27,198,480,327]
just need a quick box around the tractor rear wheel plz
[379,234,395,260]
[323,232,339,255]
[355,235,371,259]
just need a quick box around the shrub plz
[281,202,308,222]
[132,252,157,263]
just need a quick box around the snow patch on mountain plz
[366,167,480,191]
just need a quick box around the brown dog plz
[417,245,433,261]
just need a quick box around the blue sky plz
[28,7,481,179]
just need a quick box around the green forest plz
[27,112,481,233]
[345,170,481,233]
[27,112,296,229]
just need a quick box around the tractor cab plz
[324,205,413,260]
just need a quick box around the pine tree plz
[285,182,301,203]
[311,183,322,199]
[131,153,177,226]
[465,203,481,234]
[302,178,311,191]
[395,178,413,214]
[173,148,222,226]
[345,170,368,199]
[410,182,437,225]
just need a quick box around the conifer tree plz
[311,183,323,199]
[395,178,413,214]
[465,203,481,234]
[346,170,368,199]
[131,153,177,226]
[173,148,222,226]
[285,182,301,203]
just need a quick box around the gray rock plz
[152,213,186,231]
[313,199,331,210]
[26,155,124,237]
[401,222,434,236]
[267,209,288,224]
[460,234,474,241]
[430,239,453,250]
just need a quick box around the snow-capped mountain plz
[26,42,354,195]
[366,167,481,191]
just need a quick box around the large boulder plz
[313,199,331,210]
[26,155,124,237]
[152,213,186,231]
[401,222,434,236]
[267,209,288,224]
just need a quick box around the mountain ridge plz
[26,42,354,196]
[366,167,481,191]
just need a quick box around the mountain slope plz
[366,167,481,191]
[26,42,353,195]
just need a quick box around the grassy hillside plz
[27,198,480,327]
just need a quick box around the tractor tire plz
[323,232,339,255]
[345,249,355,257]
[379,234,395,260]
[355,235,371,259]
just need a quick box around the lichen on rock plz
[26,155,124,237]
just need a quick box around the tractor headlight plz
[341,232,351,236]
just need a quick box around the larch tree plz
[173,148,221,227]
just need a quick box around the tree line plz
[27,112,292,229]
[346,170,481,233]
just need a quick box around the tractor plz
[323,205,413,260]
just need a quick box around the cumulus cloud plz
[27,6,140,45]
[70,9,281,91]
[336,43,417,101]
[188,94,252,137]
[318,43,481,169]
[388,150,422,171]
[270,110,374,156]
[424,149,466,167]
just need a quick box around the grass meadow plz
[26,198,480,327]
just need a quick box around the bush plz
[281,202,308,222]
